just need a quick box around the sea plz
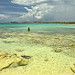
[0,23,75,33]
[0,23,75,75]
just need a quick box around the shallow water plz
[0,23,75,32]
[0,23,75,75]
[0,23,75,59]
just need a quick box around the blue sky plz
[0,0,75,23]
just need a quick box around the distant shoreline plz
[9,22,75,24]
[0,22,75,24]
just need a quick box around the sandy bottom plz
[0,32,75,75]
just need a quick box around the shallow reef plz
[1,32,75,57]
[0,51,32,71]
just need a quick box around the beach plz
[0,23,75,75]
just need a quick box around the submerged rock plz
[21,55,32,59]
[16,48,24,52]
[0,51,6,56]
[54,48,62,52]
[71,66,75,73]
[0,56,21,71]
[0,51,7,59]
[44,58,49,61]
[67,44,73,47]
[18,59,28,66]
[3,39,14,43]
[0,51,30,71]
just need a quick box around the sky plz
[0,0,75,23]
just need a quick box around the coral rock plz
[0,57,21,71]
[21,55,32,59]
[0,51,7,59]
[54,48,62,52]
[18,59,28,66]
[71,66,75,73]
[16,48,24,52]
[0,52,29,71]
[3,40,14,43]
[68,44,73,47]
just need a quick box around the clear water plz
[0,23,75,54]
[0,23,75,75]
[0,23,75,33]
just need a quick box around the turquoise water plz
[0,23,75,33]
[0,23,75,74]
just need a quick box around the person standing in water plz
[28,27,30,32]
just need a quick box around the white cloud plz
[24,7,32,12]
[11,0,75,22]
[11,0,46,5]
[0,14,8,19]
[19,3,54,20]
[35,11,42,19]
[11,0,55,20]
[33,4,54,19]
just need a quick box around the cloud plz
[0,14,8,19]
[3,11,25,15]
[62,0,75,5]
[32,4,54,19]
[24,7,32,12]
[11,0,55,20]
[10,0,75,22]
[11,0,46,5]
[19,3,54,20]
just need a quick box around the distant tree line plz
[10,22,75,24]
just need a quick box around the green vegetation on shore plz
[9,22,75,24]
